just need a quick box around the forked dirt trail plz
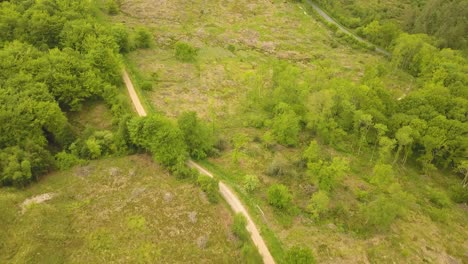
[123,71,276,264]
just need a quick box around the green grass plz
[0,155,247,263]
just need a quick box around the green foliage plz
[285,246,316,264]
[0,0,131,186]
[178,111,214,159]
[134,27,152,49]
[303,140,320,163]
[231,213,263,263]
[106,0,119,15]
[174,42,198,62]
[127,115,187,168]
[411,0,468,51]
[307,190,330,220]
[243,174,260,193]
[111,24,130,53]
[309,157,350,192]
[232,214,248,241]
[55,152,81,170]
[358,194,401,233]
[357,183,413,234]
[197,174,219,203]
[267,184,293,209]
[370,164,395,189]
[358,20,400,49]
[271,103,301,147]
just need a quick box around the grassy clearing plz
[0,155,247,263]
[68,101,114,136]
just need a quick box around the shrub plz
[271,103,301,146]
[175,42,198,62]
[107,0,119,15]
[140,80,153,91]
[243,174,260,193]
[55,152,81,170]
[232,214,248,241]
[358,194,400,233]
[285,246,316,264]
[197,174,219,203]
[178,111,214,159]
[127,115,187,168]
[111,24,130,53]
[134,27,152,48]
[370,164,395,189]
[267,184,292,209]
[313,157,349,192]
[307,190,330,220]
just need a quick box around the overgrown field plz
[0,155,247,263]
[107,0,467,263]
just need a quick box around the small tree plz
[303,140,320,163]
[271,103,301,146]
[267,184,292,209]
[178,111,214,159]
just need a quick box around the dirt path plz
[123,70,147,117]
[123,72,276,264]
[305,0,391,57]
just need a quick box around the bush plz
[111,24,130,53]
[271,103,301,146]
[127,115,188,168]
[243,174,260,193]
[55,152,81,170]
[197,174,219,203]
[140,80,153,91]
[232,214,248,241]
[134,27,152,48]
[285,246,316,264]
[175,42,198,62]
[358,194,400,233]
[307,190,330,220]
[178,111,214,159]
[267,184,292,209]
[107,0,119,15]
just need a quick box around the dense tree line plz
[0,0,130,186]
[313,0,467,52]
